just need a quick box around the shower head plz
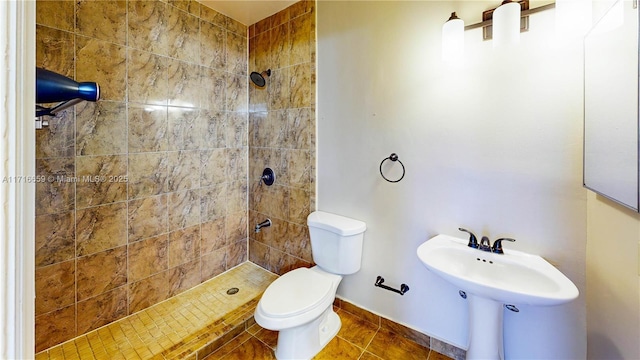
[250,69,271,87]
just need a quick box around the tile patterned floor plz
[204,307,454,360]
[35,261,459,360]
[35,263,278,360]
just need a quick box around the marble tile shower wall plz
[34,0,248,352]
[247,1,316,275]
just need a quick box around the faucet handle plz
[491,238,516,254]
[458,228,479,249]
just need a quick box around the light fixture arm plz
[464,2,556,31]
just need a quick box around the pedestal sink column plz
[467,294,504,360]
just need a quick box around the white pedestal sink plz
[417,235,579,360]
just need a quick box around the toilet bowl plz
[254,266,342,359]
[254,211,366,360]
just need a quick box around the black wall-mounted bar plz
[375,276,409,296]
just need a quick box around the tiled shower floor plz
[36,262,454,360]
[35,263,277,360]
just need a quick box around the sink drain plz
[226,287,239,295]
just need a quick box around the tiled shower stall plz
[34,0,316,352]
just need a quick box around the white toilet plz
[254,211,367,360]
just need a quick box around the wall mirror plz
[584,0,639,211]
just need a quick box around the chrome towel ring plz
[379,153,405,183]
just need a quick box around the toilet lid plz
[260,268,333,318]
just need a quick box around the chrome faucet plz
[255,219,272,233]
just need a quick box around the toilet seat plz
[259,268,334,318]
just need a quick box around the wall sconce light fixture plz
[442,0,557,53]
[492,0,522,47]
[442,12,465,61]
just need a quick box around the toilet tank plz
[307,211,366,275]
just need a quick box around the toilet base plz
[274,306,341,360]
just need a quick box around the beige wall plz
[34,0,248,351]
[247,1,317,275]
[586,193,640,359]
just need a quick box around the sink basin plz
[417,234,578,306]
[417,234,579,359]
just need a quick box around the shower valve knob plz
[259,168,275,186]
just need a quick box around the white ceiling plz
[199,0,298,26]
[198,0,555,28]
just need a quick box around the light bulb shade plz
[442,14,464,61]
[493,1,521,48]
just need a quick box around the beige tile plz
[128,0,168,55]
[225,212,247,244]
[168,151,201,192]
[168,59,201,108]
[128,152,168,199]
[338,300,381,327]
[226,17,247,37]
[290,11,313,65]
[35,211,75,267]
[75,0,126,45]
[226,180,248,215]
[76,202,128,257]
[75,101,127,156]
[168,259,201,296]
[429,338,465,360]
[35,176,75,216]
[200,184,228,222]
[36,1,74,31]
[225,240,247,269]
[287,108,313,150]
[381,317,431,349]
[226,113,248,149]
[169,0,200,16]
[76,155,128,209]
[128,195,168,243]
[128,50,169,106]
[289,63,312,108]
[201,248,226,281]
[201,148,229,187]
[76,36,126,102]
[35,304,76,353]
[128,105,168,153]
[366,328,431,360]
[268,67,289,110]
[213,336,276,360]
[128,234,169,283]
[335,310,378,349]
[226,74,248,113]
[313,336,363,360]
[77,286,128,334]
[270,23,290,69]
[168,225,201,268]
[167,106,200,151]
[35,108,75,159]
[168,189,201,231]
[201,218,226,254]
[226,31,247,76]
[167,5,200,63]
[36,26,74,78]
[200,20,226,70]
[197,110,226,148]
[204,331,253,359]
[77,246,127,301]
[35,260,75,316]
[200,5,227,28]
